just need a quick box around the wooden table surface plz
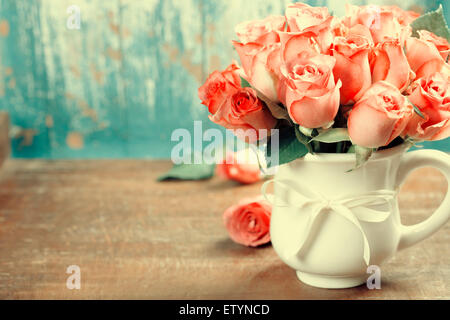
[0,159,448,300]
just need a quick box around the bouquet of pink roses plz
[198,2,450,168]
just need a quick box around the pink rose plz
[216,150,262,185]
[233,42,282,102]
[199,64,277,142]
[344,4,411,45]
[417,30,450,61]
[278,31,321,64]
[348,81,414,148]
[285,3,333,53]
[405,72,450,141]
[406,35,450,79]
[223,196,271,247]
[210,87,277,142]
[381,5,420,26]
[371,38,415,92]
[280,52,341,128]
[198,63,241,114]
[235,15,286,45]
[332,35,372,105]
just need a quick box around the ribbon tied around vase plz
[261,179,398,265]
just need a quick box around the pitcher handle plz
[396,149,450,250]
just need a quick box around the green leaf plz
[347,144,356,154]
[310,128,351,143]
[295,125,314,153]
[255,89,290,121]
[411,5,450,41]
[158,163,215,181]
[240,76,252,88]
[350,146,373,171]
[413,105,426,119]
[298,126,314,137]
[263,100,291,121]
[407,97,426,119]
[265,126,309,168]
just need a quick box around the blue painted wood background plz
[0,0,448,159]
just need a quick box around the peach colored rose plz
[332,35,372,105]
[235,15,286,45]
[198,63,241,114]
[216,150,262,185]
[417,30,450,61]
[334,20,374,44]
[404,72,450,141]
[348,81,414,148]
[223,196,271,247]
[343,4,411,45]
[233,42,282,102]
[381,5,420,26]
[371,38,415,92]
[285,3,333,53]
[406,35,450,79]
[280,52,341,128]
[209,86,277,143]
[278,31,321,64]
[199,64,277,142]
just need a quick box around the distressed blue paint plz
[0,0,448,159]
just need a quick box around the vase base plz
[296,271,366,289]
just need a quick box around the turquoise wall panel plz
[0,0,448,159]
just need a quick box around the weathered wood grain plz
[0,0,449,158]
[0,160,448,299]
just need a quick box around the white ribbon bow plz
[261,179,397,265]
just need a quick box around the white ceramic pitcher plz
[266,145,450,289]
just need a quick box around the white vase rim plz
[299,143,410,163]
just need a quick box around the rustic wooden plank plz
[38,0,128,158]
[0,0,449,158]
[120,0,211,158]
[0,160,447,299]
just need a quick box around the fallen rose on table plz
[223,196,272,248]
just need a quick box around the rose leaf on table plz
[157,163,216,181]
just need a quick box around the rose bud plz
[281,52,341,129]
[285,2,334,53]
[223,196,271,247]
[371,38,415,92]
[233,41,282,102]
[406,35,450,80]
[404,72,450,141]
[332,34,372,105]
[235,15,286,45]
[216,149,262,185]
[348,81,414,148]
